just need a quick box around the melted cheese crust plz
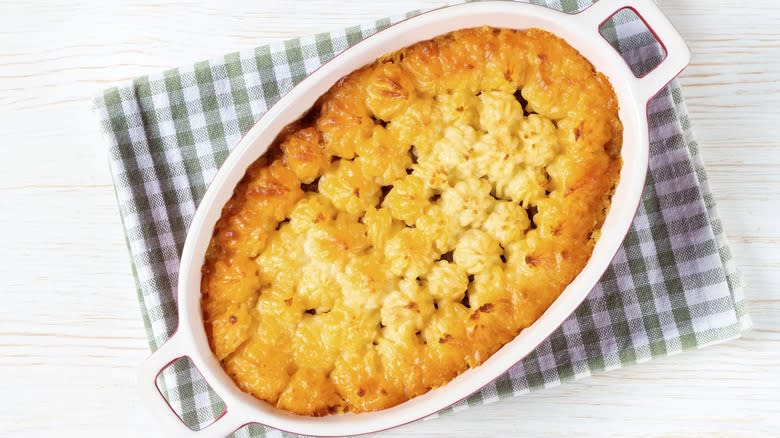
[201,27,622,416]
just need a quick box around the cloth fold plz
[95,1,749,436]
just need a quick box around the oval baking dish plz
[138,0,690,436]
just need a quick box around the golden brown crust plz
[201,27,622,415]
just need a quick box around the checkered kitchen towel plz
[95,0,750,435]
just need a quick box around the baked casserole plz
[201,27,622,416]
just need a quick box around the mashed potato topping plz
[201,27,622,415]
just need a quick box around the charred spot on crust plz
[574,121,585,141]
[514,90,530,116]
[409,146,419,164]
[370,114,389,128]
[300,178,320,193]
[461,290,471,309]
[478,303,494,313]
[525,255,541,267]
[275,218,290,230]
[527,205,538,230]
[378,185,392,205]
[470,303,494,320]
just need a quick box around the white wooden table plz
[1,1,778,436]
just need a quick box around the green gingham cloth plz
[95,1,750,435]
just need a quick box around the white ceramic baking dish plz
[138,0,690,436]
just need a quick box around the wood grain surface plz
[0,1,777,436]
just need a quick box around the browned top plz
[201,27,622,416]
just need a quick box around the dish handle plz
[579,0,691,101]
[137,333,247,437]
